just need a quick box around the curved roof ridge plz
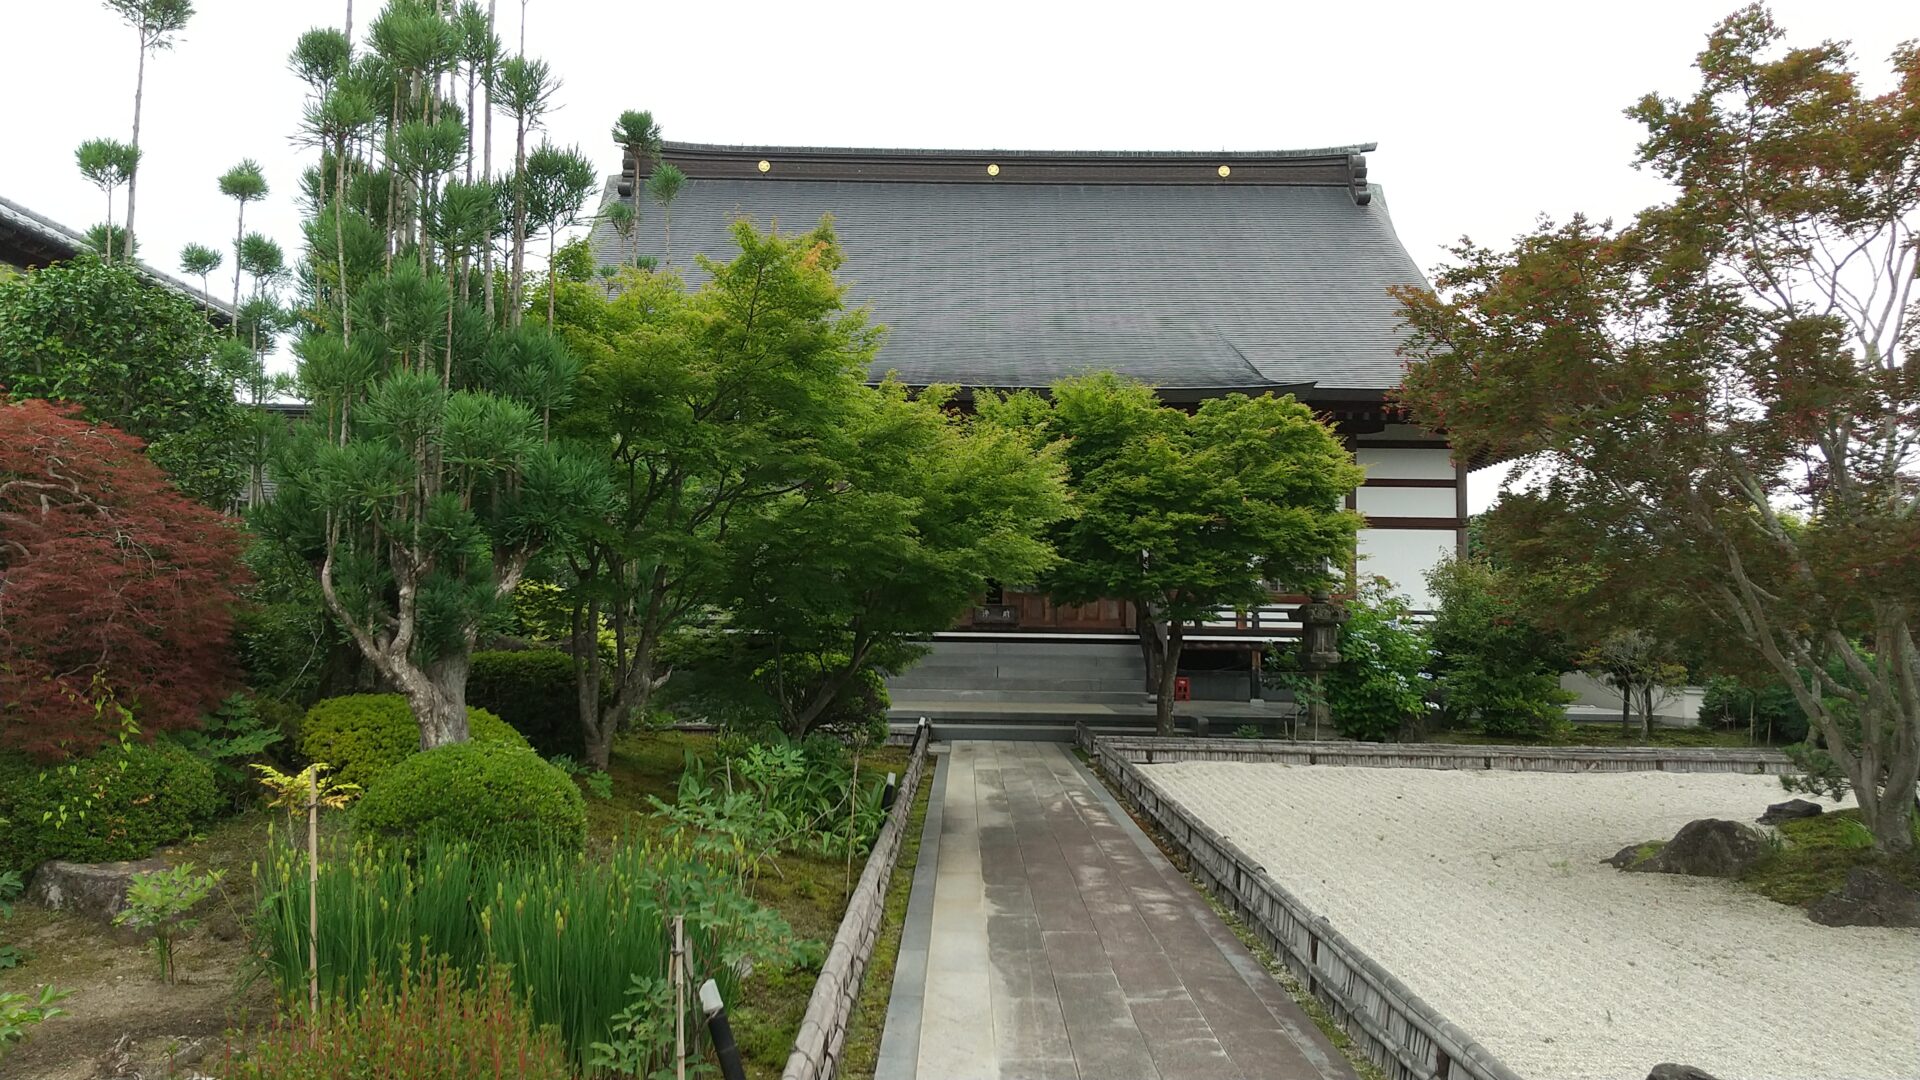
[660,140,1378,161]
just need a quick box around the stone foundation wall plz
[781,719,932,1080]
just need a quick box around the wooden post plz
[673,914,686,1080]
[308,769,320,1032]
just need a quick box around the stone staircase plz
[885,639,1285,741]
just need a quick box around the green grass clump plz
[1742,808,1920,908]
[254,835,801,1069]
[221,958,573,1080]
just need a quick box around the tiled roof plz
[0,194,236,322]
[586,143,1429,397]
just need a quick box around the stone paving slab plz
[880,741,1355,1080]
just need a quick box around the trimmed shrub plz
[298,694,527,790]
[467,650,587,756]
[0,741,222,873]
[355,742,586,854]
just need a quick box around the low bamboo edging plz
[1089,736,1529,1080]
[781,717,932,1080]
[1074,724,1794,776]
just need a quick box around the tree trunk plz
[546,230,557,327]
[125,30,147,250]
[335,136,351,343]
[1620,684,1631,736]
[1640,686,1653,742]
[572,594,613,770]
[1134,604,1158,694]
[510,115,528,325]
[481,0,496,320]
[408,651,473,749]
[1154,621,1185,738]
[231,201,246,322]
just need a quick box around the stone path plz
[874,741,1355,1080]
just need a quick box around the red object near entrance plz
[1173,676,1192,701]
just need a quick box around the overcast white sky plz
[2,0,1911,510]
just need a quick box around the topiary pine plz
[354,741,586,855]
[297,694,527,790]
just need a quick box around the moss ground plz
[1421,725,1770,749]
[1740,808,1920,909]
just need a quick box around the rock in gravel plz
[26,857,168,921]
[1808,866,1920,928]
[1757,799,1823,825]
[1648,1066,1721,1080]
[1606,842,1661,869]
[1628,819,1769,878]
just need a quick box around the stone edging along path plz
[1075,724,1795,776]
[782,718,933,1080]
[1084,732,1529,1080]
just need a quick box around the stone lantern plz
[1288,588,1348,739]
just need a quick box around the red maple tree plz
[0,397,247,760]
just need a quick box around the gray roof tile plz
[587,154,1427,395]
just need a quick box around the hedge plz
[467,650,589,757]
[0,741,223,873]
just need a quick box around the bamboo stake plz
[673,914,686,1080]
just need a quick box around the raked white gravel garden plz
[1142,762,1919,1080]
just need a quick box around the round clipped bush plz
[0,741,222,873]
[355,741,586,854]
[298,694,528,790]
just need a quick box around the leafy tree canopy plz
[548,218,883,762]
[986,373,1363,734]
[724,379,1069,736]
[1394,5,1920,850]
[0,398,245,759]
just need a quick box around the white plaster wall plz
[1356,528,1458,611]
[1560,672,1706,724]
[1356,486,1458,518]
[1354,447,1455,481]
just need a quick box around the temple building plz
[586,142,1457,717]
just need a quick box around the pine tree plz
[75,139,140,262]
[103,0,193,252]
[216,160,268,318]
[177,241,222,313]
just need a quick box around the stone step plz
[884,687,1148,705]
[900,657,1143,675]
[886,673,1144,694]
[912,640,1142,661]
